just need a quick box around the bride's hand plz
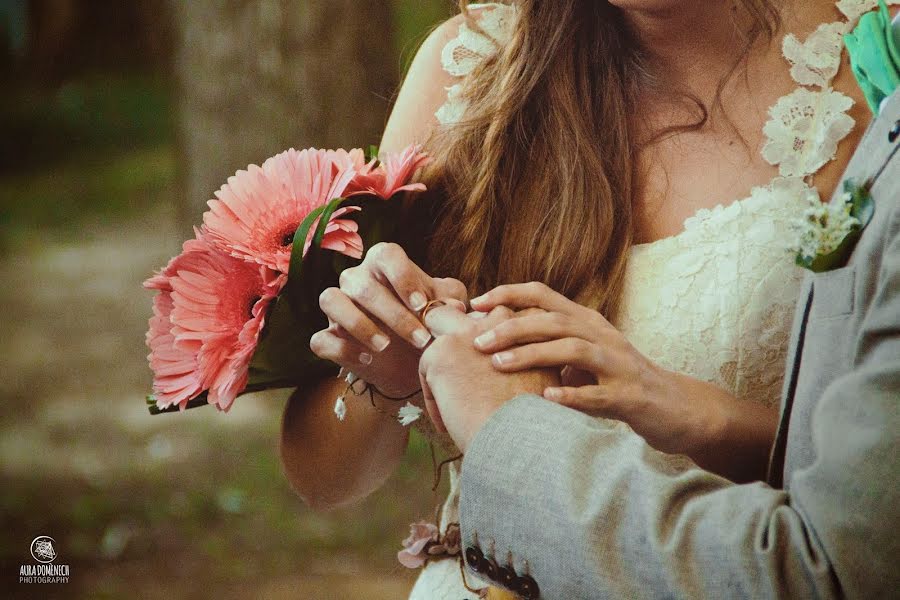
[310,242,467,397]
[469,282,719,459]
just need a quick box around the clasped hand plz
[308,244,713,459]
[420,282,690,453]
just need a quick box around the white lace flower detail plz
[334,395,347,421]
[435,3,516,125]
[762,87,855,177]
[837,0,900,25]
[397,402,424,426]
[434,84,467,126]
[782,22,846,88]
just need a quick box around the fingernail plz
[469,311,487,320]
[471,294,486,305]
[412,328,432,349]
[493,351,513,366]
[474,331,495,348]
[371,334,390,352]
[410,292,427,311]
[359,352,373,365]
[544,387,562,399]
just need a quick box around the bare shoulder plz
[379,13,470,153]
[380,4,510,152]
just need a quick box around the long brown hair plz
[423,0,780,320]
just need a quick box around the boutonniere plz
[844,0,900,113]
[791,179,875,273]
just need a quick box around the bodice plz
[408,2,888,598]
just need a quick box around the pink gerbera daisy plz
[144,236,284,412]
[167,244,284,411]
[144,232,210,410]
[145,291,204,410]
[202,148,364,274]
[345,145,429,199]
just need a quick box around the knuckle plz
[568,338,591,356]
[444,277,468,299]
[368,241,403,263]
[549,312,568,328]
[493,319,515,340]
[338,266,357,289]
[526,281,547,296]
[319,287,341,308]
[309,331,328,356]
[344,276,374,302]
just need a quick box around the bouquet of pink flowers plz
[144,145,429,414]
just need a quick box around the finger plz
[423,302,473,336]
[340,268,433,349]
[473,312,582,352]
[418,346,447,434]
[471,282,588,320]
[424,302,513,335]
[309,328,374,369]
[514,307,547,318]
[431,277,469,310]
[364,242,433,311]
[320,287,391,352]
[542,384,622,420]
[490,337,605,373]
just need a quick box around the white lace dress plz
[408,2,886,598]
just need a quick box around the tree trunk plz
[172,0,398,230]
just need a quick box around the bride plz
[280,0,876,597]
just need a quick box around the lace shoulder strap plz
[762,0,899,179]
[435,3,516,125]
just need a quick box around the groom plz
[419,92,900,598]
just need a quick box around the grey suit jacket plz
[458,91,900,599]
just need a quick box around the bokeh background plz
[0,1,458,598]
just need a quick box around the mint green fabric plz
[845,0,900,113]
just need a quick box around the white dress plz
[408,2,885,597]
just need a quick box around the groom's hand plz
[419,305,559,452]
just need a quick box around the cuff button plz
[496,565,516,588]
[514,574,540,599]
[465,546,485,572]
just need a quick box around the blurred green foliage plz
[0,4,457,597]
[0,0,454,252]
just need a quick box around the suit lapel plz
[767,90,900,487]
[767,279,813,487]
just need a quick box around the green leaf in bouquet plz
[287,196,355,313]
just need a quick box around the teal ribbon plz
[845,0,900,113]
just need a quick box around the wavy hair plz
[423,0,780,319]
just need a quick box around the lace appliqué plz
[782,22,846,87]
[762,0,873,180]
[762,87,855,177]
[837,0,900,24]
[435,3,515,125]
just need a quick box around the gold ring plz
[418,299,447,322]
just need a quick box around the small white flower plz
[397,402,423,427]
[789,192,860,262]
[334,396,347,421]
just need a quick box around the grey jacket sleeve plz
[458,216,900,599]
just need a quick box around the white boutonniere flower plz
[790,179,874,272]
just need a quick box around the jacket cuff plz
[458,394,610,597]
